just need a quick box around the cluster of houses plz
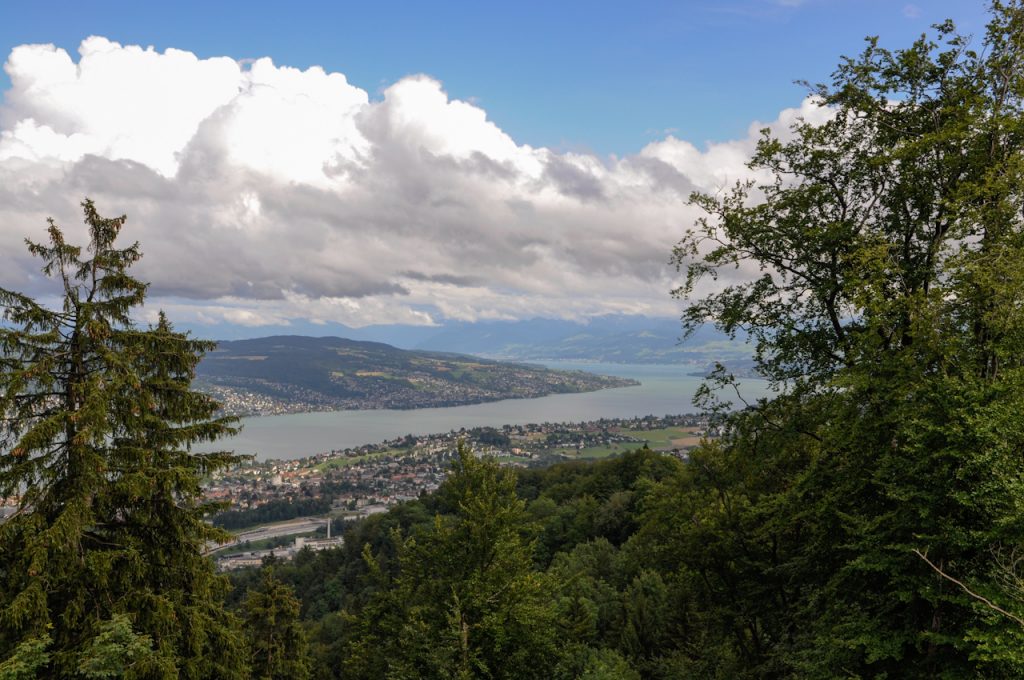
[204,414,711,569]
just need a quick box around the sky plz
[0,0,992,334]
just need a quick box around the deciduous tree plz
[671,2,1024,675]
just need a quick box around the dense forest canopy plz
[3,3,1024,678]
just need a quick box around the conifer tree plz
[0,200,248,677]
[242,570,311,680]
[345,442,558,679]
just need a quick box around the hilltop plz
[194,335,637,416]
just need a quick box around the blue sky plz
[0,1,996,334]
[1,1,989,156]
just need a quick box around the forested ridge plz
[4,3,1024,678]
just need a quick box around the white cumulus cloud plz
[0,37,829,329]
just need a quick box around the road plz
[205,517,329,555]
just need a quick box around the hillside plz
[194,335,637,416]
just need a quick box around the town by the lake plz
[203,413,713,569]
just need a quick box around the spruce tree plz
[242,569,311,680]
[0,200,248,677]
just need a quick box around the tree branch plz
[913,548,1024,628]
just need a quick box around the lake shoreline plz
[202,362,771,461]
[215,374,640,419]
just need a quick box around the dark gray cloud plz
[542,156,606,201]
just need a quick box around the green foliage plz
[243,570,311,680]
[77,615,158,679]
[7,6,1015,678]
[0,634,50,680]
[665,2,1024,676]
[0,200,248,677]
[226,12,1024,672]
[343,442,559,679]
[253,447,683,679]
[213,497,331,530]
[553,645,641,680]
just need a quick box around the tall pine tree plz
[0,200,248,677]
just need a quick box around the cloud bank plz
[0,37,830,329]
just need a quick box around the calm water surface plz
[211,362,773,461]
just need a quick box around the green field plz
[552,426,704,460]
[621,426,701,449]
[315,448,404,471]
[494,454,533,464]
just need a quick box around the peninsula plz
[195,335,637,416]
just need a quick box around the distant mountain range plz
[184,315,753,369]
[409,316,753,368]
[195,335,637,416]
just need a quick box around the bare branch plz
[913,548,1024,628]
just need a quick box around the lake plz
[209,362,773,461]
